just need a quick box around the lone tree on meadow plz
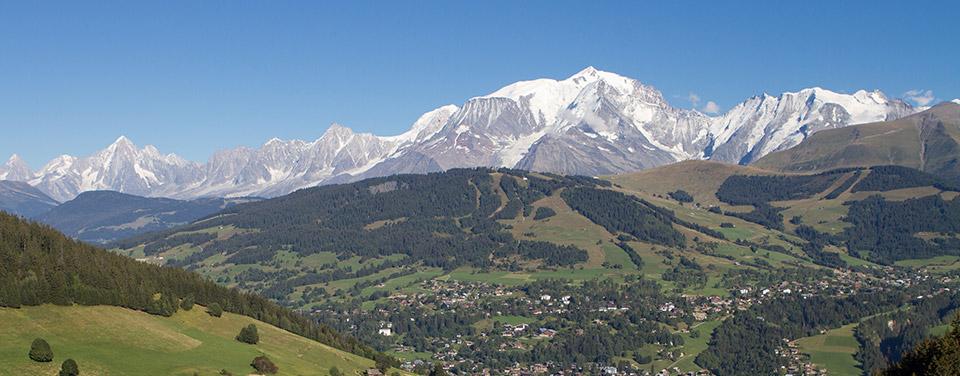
[236,324,259,344]
[29,338,53,362]
[59,358,79,376]
[207,302,223,317]
[251,355,278,374]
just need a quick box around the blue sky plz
[2,1,958,168]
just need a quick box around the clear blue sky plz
[2,1,957,168]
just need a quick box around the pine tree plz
[236,324,259,344]
[59,358,79,376]
[29,338,53,362]
[180,295,195,311]
[207,303,223,317]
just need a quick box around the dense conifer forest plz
[851,165,959,193]
[843,195,960,263]
[561,186,685,247]
[114,169,595,272]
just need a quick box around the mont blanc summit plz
[6,68,918,200]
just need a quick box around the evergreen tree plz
[236,324,259,344]
[207,303,223,318]
[180,295,194,311]
[59,358,79,376]
[28,338,53,362]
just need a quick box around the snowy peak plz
[388,105,459,145]
[12,68,923,200]
[707,86,914,164]
[480,66,640,127]
[0,154,33,181]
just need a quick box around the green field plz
[795,323,862,376]
[670,319,723,372]
[0,305,385,376]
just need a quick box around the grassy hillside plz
[0,305,378,376]
[795,323,861,376]
[0,210,392,368]
[754,102,960,182]
[607,160,773,207]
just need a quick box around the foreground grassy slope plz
[0,305,377,376]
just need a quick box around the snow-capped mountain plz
[0,155,34,181]
[4,67,919,200]
[26,137,203,202]
[707,88,914,164]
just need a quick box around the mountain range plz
[1,67,932,201]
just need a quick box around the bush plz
[329,366,342,376]
[207,303,223,317]
[668,190,694,203]
[532,206,556,220]
[236,324,259,344]
[59,358,79,376]
[251,355,278,374]
[180,295,195,311]
[29,338,53,362]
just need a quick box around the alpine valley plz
[102,101,960,375]
[4,68,960,376]
[1,68,918,202]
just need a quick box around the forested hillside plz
[36,191,256,243]
[0,211,392,367]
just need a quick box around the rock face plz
[7,67,920,200]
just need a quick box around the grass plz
[670,320,723,372]
[507,192,620,268]
[929,324,952,337]
[896,255,960,268]
[0,305,387,376]
[606,160,773,208]
[895,255,960,273]
[795,323,862,376]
